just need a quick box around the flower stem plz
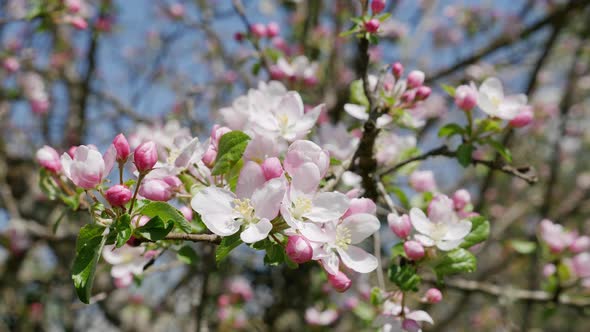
[128,173,145,214]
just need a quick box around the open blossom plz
[61,145,115,189]
[539,219,575,253]
[191,178,286,243]
[275,56,319,83]
[374,300,434,331]
[311,210,380,274]
[284,140,330,178]
[36,145,62,173]
[102,244,158,288]
[409,170,437,192]
[253,92,322,141]
[477,77,527,120]
[410,195,472,251]
[305,308,338,326]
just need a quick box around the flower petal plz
[436,239,462,251]
[442,220,472,241]
[240,218,272,243]
[251,177,286,220]
[410,208,434,235]
[340,213,380,244]
[305,192,349,223]
[406,310,434,324]
[236,161,266,199]
[321,251,340,275]
[337,246,378,273]
[191,187,241,236]
[414,234,435,247]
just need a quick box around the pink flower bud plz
[570,236,590,254]
[409,170,437,192]
[250,23,267,38]
[179,205,193,221]
[68,146,77,158]
[509,106,534,128]
[112,133,130,162]
[404,240,425,260]
[65,0,82,13]
[342,198,377,219]
[407,70,425,88]
[2,57,20,73]
[364,19,380,33]
[572,253,590,278]
[211,125,231,148]
[401,90,416,104]
[218,294,230,307]
[371,0,386,14]
[402,319,421,332]
[415,86,431,100]
[36,145,62,173]
[266,22,280,38]
[134,141,158,172]
[139,178,173,201]
[388,213,412,239]
[234,32,245,42]
[261,157,284,181]
[304,75,319,87]
[269,65,286,80]
[425,288,443,303]
[454,85,477,111]
[105,184,132,207]
[286,235,313,264]
[70,16,88,30]
[452,189,471,210]
[543,263,556,277]
[327,271,352,292]
[392,62,404,78]
[168,3,185,19]
[30,99,50,114]
[202,145,217,168]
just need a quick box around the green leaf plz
[460,216,490,249]
[486,138,512,163]
[456,144,474,167]
[137,202,192,233]
[434,248,477,279]
[251,62,261,76]
[350,79,369,107]
[388,264,421,292]
[509,239,537,254]
[216,232,243,264]
[440,84,456,97]
[211,131,251,176]
[438,123,465,138]
[390,187,410,209]
[339,27,359,37]
[370,287,384,305]
[177,245,199,265]
[72,224,107,304]
[330,157,342,166]
[227,158,244,192]
[113,214,132,248]
[390,242,406,259]
[376,13,391,22]
[475,118,502,134]
[38,169,59,200]
[134,216,173,241]
[263,242,287,266]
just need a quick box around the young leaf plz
[388,264,421,292]
[390,242,406,259]
[460,216,490,249]
[71,224,107,304]
[114,214,132,248]
[263,242,287,266]
[438,123,465,138]
[350,79,369,107]
[211,131,251,176]
[486,138,512,163]
[456,144,474,167]
[134,216,173,241]
[509,239,536,254]
[440,84,456,97]
[434,248,476,279]
[216,232,243,264]
[136,201,192,233]
[177,245,199,265]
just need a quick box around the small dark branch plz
[379,145,538,184]
[92,89,152,123]
[231,0,273,74]
[139,232,221,245]
[423,277,590,309]
[426,0,588,83]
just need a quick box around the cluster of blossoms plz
[539,219,590,288]
[20,72,51,115]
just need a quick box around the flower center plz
[336,226,352,250]
[278,114,290,132]
[167,149,179,165]
[290,197,313,220]
[430,223,448,241]
[232,198,258,224]
[490,95,502,107]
